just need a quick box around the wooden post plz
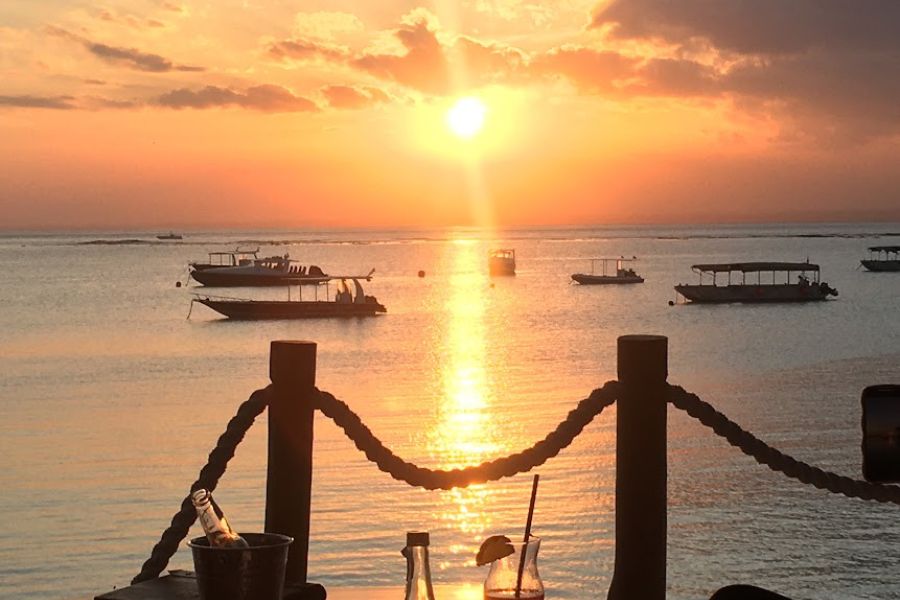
[266,341,317,584]
[607,335,668,600]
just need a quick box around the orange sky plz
[1,0,899,229]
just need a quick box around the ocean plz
[1,223,898,600]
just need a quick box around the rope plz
[313,381,621,490]
[131,386,272,584]
[668,385,900,505]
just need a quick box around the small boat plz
[192,276,386,319]
[190,254,330,286]
[157,232,183,240]
[861,246,900,272]
[572,257,644,285]
[489,249,516,276]
[675,262,838,304]
[189,247,260,272]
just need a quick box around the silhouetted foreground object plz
[95,573,326,600]
[96,336,900,599]
[189,532,292,600]
[710,584,793,600]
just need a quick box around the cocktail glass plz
[483,536,544,599]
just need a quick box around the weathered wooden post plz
[267,340,317,584]
[607,334,668,600]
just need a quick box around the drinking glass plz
[483,537,544,599]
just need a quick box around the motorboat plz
[189,247,260,272]
[190,254,332,286]
[861,246,900,272]
[674,262,838,304]
[191,276,386,319]
[489,249,516,276]
[572,257,644,285]
[157,232,183,240]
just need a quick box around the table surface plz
[328,585,482,599]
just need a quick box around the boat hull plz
[572,274,644,285]
[197,298,387,319]
[675,283,836,304]
[191,270,323,286]
[861,260,900,272]
[489,260,516,276]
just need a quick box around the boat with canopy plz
[861,246,900,272]
[571,257,644,285]
[488,249,516,276]
[190,273,385,319]
[674,262,838,304]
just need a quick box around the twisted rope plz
[313,381,621,490]
[132,386,272,584]
[668,384,900,505]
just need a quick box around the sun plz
[446,97,487,139]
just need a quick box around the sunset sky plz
[1,0,898,229]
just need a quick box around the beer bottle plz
[190,489,249,548]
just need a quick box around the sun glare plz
[447,97,487,139]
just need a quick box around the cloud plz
[156,84,319,112]
[292,11,364,41]
[47,26,203,72]
[529,46,636,93]
[351,18,450,94]
[593,0,900,55]
[321,85,389,109]
[86,41,202,71]
[96,8,166,31]
[0,95,76,109]
[159,1,184,12]
[267,38,350,62]
[349,15,524,94]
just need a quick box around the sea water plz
[1,224,898,600]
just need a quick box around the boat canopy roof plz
[868,245,900,252]
[692,262,820,273]
[208,247,259,256]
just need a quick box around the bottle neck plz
[405,545,435,600]
[193,495,245,548]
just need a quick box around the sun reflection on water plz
[428,240,506,570]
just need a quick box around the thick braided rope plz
[313,381,621,490]
[132,386,272,584]
[668,384,900,505]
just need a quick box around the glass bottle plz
[190,489,249,548]
[402,531,436,600]
[483,537,544,599]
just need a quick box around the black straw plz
[515,474,540,598]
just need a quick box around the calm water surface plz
[1,224,899,600]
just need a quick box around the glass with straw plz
[478,475,545,599]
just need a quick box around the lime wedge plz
[476,535,514,566]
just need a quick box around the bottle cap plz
[406,531,430,546]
